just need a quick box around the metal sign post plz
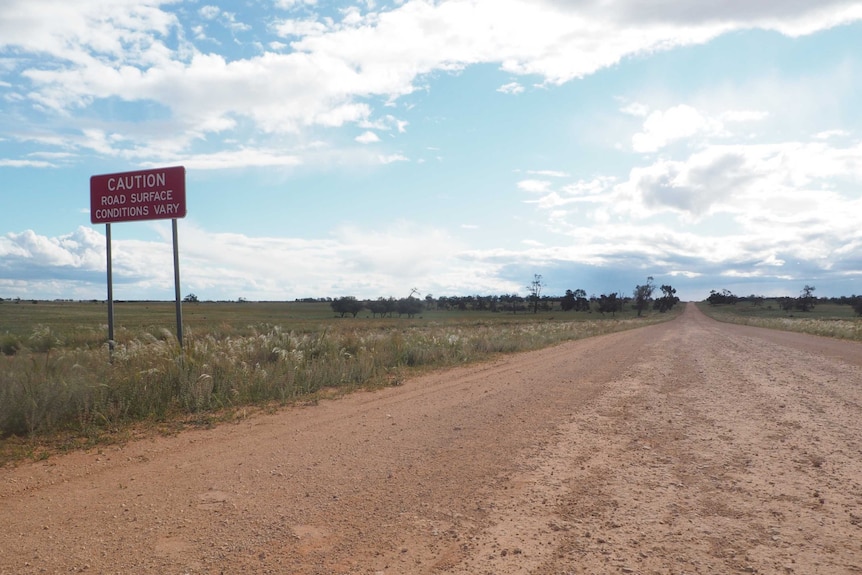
[172,218,184,348]
[106,223,115,353]
[90,166,187,354]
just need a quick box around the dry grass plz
[697,302,862,342]
[0,302,681,460]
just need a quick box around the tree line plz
[707,285,862,316]
[330,276,681,318]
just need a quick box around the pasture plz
[697,300,862,341]
[0,299,677,462]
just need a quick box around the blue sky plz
[2,0,862,302]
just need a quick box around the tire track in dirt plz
[452,304,862,575]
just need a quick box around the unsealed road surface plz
[2,303,862,574]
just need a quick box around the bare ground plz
[2,303,862,575]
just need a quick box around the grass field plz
[697,299,862,341]
[0,299,679,461]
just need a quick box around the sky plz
[2,0,862,303]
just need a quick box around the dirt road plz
[2,303,862,574]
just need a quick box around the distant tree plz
[653,284,679,312]
[851,297,862,317]
[561,289,576,311]
[707,289,737,305]
[474,295,491,311]
[561,289,590,312]
[527,274,544,314]
[500,293,526,314]
[331,296,363,318]
[748,294,764,307]
[796,285,816,312]
[396,297,424,318]
[425,294,435,310]
[597,293,623,316]
[573,289,590,311]
[367,297,394,317]
[633,276,655,317]
[183,293,199,303]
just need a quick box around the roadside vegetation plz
[0,285,681,462]
[698,286,862,342]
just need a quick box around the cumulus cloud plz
[614,140,862,221]
[2,0,858,169]
[199,6,220,20]
[514,133,862,291]
[0,227,105,273]
[632,106,712,152]
[0,221,528,300]
[540,0,862,34]
[497,82,524,94]
[631,105,769,153]
[355,130,381,144]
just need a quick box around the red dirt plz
[2,303,862,574]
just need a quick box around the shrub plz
[1,334,21,356]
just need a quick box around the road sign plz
[90,166,186,224]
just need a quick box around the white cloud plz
[527,170,569,178]
[192,25,208,41]
[199,6,220,20]
[356,130,381,144]
[632,105,721,152]
[0,221,526,300]
[0,159,56,168]
[0,227,104,270]
[720,110,769,123]
[272,18,331,38]
[614,140,862,221]
[620,101,650,117]
[378,153,409,164]
[275,0,318,10]
[517,179,552,193]
[220,12,251,33]
[144,148,303,170]
[2,0,859,170]
[547,0,862,36]
[631,105,770,152]
[512,135,862,287]
[815,129,850,140]
[497,81,524,94]
[0,0,178,66]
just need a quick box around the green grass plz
[0,299,681,461]
[697,300,862,341]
